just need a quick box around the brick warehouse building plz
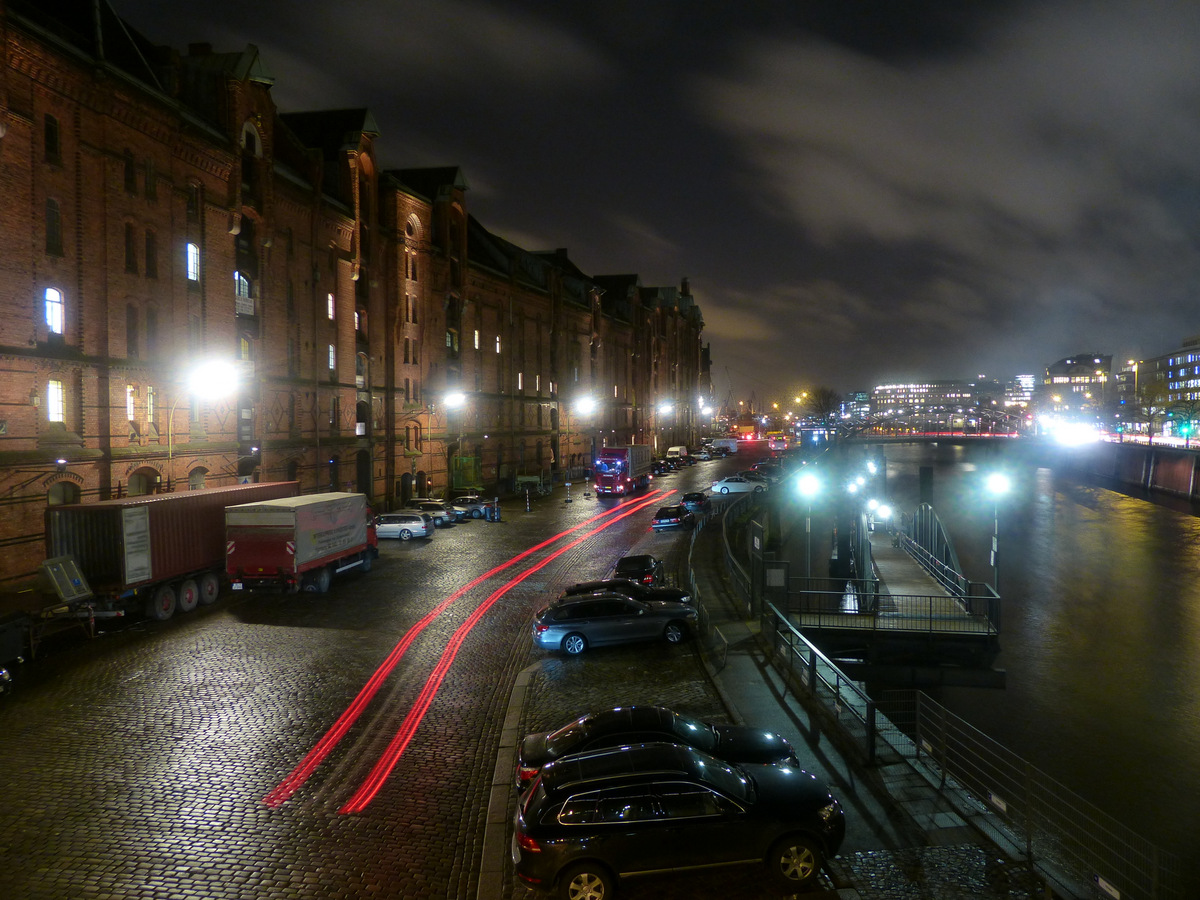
[0,0,705,586]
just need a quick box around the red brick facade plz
[0,2,705,586]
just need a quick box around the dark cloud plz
[115,0,1200,401]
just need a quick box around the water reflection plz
[875,442,1200,873]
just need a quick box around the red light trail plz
[263,489,671,809]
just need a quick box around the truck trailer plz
[43,481,300,622]
[225,492,378,593]
[593,445,653,495]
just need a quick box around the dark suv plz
[513,742,845,897]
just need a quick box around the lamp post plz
[166,359,239,492]
[444,391,467,492]
[985,472,1011,595]
[797,471,820,579]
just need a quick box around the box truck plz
[225,492,378,593]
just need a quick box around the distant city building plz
[1035,354,1112,419]
[1004,375,1035,409]
[1165,335,1200,403]
[842,392,871,420]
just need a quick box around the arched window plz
[188,468,208,491]
[47,481,80,506]
[45,288,64,334]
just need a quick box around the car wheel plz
[399,529,413,541]
[557,861,613,900]
[767,834,824,890]
[471,508,483,519]
[360,551,373,573]
[720,487,730,494]
[663,621,687,644]
[562,633,588,655]
[754,485,764,492]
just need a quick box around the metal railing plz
[783,587,999,635]
[876,690,1185,900]
[761,599,881,764]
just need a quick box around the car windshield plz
[668,711,717,752]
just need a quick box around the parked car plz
[651,459,670,476]
[515,705,801,792]
[692,449,713,461]
[737,469,770,483]
[559,578,692,606]
[651,505,695,531]
[513,742,846,896]
[401,500,462,526]
[0,667,11,697]
[711,475,765,495]
[680,491,710,514]
[613,554,664,585]
[531,593,696,655]
[449,494,496,519]
[375,512,434,541]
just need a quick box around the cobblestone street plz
[0,469,741,900]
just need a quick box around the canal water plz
[872,440,1200,872]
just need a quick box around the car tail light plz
[517,764,540,788]
[534,624,550,635]
[515,831,542,853]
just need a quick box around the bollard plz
[493,497,502,522]
[525,488,530,512]
[565,481,572,503]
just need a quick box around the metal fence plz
[876,691,1185,900]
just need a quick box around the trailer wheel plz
[198,573,221,605]
[360,551,373,573]
[177,579,200,613]
[146,584,176,621]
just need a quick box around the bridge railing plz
[784,587,999,634]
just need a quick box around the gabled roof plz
[12,0,167,91]
[389,167,470,204]
[279,109,380,157]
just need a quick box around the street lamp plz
[166,359,239,491]
[985,472,1011,594]
[443,391,468,491]
[563,396,596,499]
[797,471,820,579]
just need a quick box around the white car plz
[692,449,713,461]
[711,475,766,494]
[375,512,434,540]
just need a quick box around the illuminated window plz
[234,271,251,298]
[495,336,502,354]
[328,343,336,370]
[327,293,335,320]
[518,372,524,390]
[47,380,65,423]
[45,288,64,334]
[474,329,480,350]
[186,243,200,281]
[126,385,136,421]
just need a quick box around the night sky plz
[113,0,1200,404]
